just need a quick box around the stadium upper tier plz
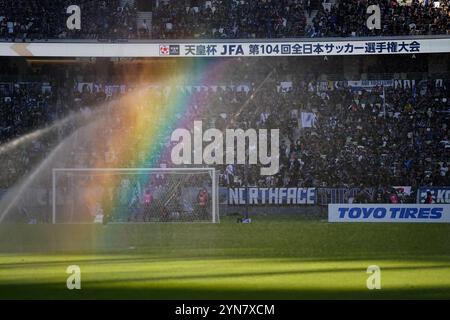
[0,0,448,41]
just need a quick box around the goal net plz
[52,168,219,224]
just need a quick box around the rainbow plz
[78,59,232,221]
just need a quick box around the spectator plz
[424,190,434,203]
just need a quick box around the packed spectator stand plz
[311,0,450,37]
[0,0,138,41]
[0,60,448,204]
[0,1,448,41]
[0,1,449,205]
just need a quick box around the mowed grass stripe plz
[0,217,449,299]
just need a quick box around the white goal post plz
[52,167,219,224]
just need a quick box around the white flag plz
[301,112,317,128]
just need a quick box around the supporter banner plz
[393,186,412,196]
[277,81,293,92]
[75,82,251,94]
[333,79,394,90]
[223,187,316,205]
[316,187,376,204]
[318,79,445,92]
[329,204,450,223]
[0,38,449,57]
[301,112,317,128]
[417,187,450,204]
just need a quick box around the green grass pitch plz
[0,216,450,299]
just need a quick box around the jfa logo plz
[160,45,170,55]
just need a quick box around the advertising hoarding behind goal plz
[417,187,450,204]
[329,204,450,223]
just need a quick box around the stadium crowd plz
[153,0,449,39]
[217,78,450,192]
[0,0,138,40]
[311,0,450,37]
[152,0,309,39]
[0,0,448,40]
[1,65,449,204]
